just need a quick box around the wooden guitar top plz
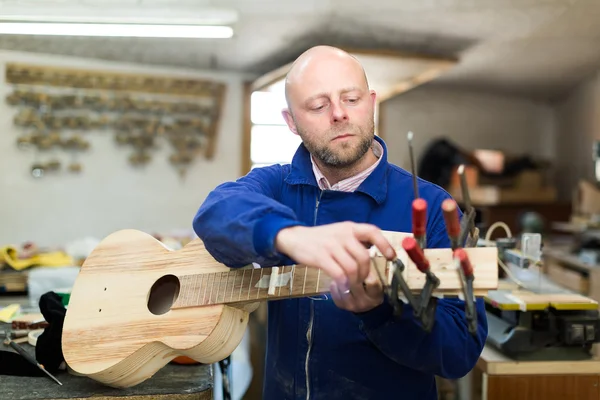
[61,229,498,388]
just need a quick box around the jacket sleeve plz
[192,165,305,268]
[355,193,488,379]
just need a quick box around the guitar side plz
[62,229,254,388]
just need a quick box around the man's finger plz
[347,285,376,312]
[344,237,371,283]
[331,246,359,290]
[352,224,396,260]
[320,257,348,293]
[363,269,384,299]
[330,281,352,309]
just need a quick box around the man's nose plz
[330,101,348,123]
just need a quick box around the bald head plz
[280,45,377,170]
[284,45,369,112]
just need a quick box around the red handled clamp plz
[402,236,440,332]
[442,199,461,250]
[412,198,427,250]
[454,248,478,336]
[387,258,421,318]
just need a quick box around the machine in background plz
[480,226,600,361]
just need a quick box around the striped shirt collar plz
[310,139,383,192]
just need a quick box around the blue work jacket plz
[193,136,488,400]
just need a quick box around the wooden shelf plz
[478,346,600,376]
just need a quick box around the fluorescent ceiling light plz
[0,23,233,39]
[0,6,239,26]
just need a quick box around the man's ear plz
[370,90,377,107]
[281,108,298,135]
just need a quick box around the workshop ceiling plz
[0,0,598,101]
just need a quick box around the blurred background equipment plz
[594,140,600,184]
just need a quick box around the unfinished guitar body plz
[62,228,498,388]
[62,229,255,388]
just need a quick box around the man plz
[193,45,487,400]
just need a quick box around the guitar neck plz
[172,265,333,309]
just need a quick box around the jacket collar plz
[284,135,389,204]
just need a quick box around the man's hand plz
[274,222,396,313]
[329,268,385,313]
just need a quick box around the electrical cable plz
[485,221,512,242]
[497,257,527,289]
[481,221,526,289]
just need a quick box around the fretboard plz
[172,265,332,309]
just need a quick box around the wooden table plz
[472,345,600,400]
[0,342,214,400]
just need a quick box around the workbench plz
[471,345,600,400]
[466,250,600,400]
[542,243,600,302]
[0,341,214,400]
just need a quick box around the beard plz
[298,118,375,168]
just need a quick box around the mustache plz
[329,125,357,135]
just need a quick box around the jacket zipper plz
[305,190,322,400]
[305,301,315,400]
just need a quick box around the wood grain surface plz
[62,229,498,388]
[477,346,600,376]
[486,375,599,400]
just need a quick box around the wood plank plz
[543,247,600,274]
[478,346,600,376]
[250,48,457,102]
[486,375,599,400]
[546,262,590,294]
[5,62,224,97]
[45,394,212,400]
[240,81,253,175]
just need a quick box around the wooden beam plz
[376,60,456,102]
[338,47,458,64]
[5,62,225,97]
[250,47,457,96]
[251,63,291,92]
[241,81,253,176]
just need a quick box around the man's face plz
[283,57,377,168]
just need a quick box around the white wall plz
[554,72,600,201]
[0,50,250,247]
[380,85,557,174]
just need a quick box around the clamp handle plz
[442,199,461,250]
[454,248,478,336]
[388,259,420,317]
[402,236,430,273]
[412,198,427,249]
[402,237,440,330]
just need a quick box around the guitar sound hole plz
[148,274,180,315]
